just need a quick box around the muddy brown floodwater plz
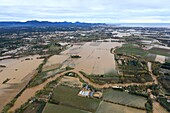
[9,70,72,112]
[0,55,43,112]
[62,42,122,75]
[43,55,69,71]
[9,69,154,112]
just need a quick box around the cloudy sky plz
[0,0,170,23]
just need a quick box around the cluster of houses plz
[78,85,102,98]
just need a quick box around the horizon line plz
[0,20,170,24]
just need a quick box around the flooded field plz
[9,81,46,112]
[62,42,122,75]
[9,70,72,112]
[43,55,69,71]
[0,55,43,84]
[0,55,43,111]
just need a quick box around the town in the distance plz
[0,21,170,113]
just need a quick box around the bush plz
[65,66,74,70]
[145,99,153,113]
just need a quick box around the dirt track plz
[147,62,158,84]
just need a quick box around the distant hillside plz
[0,20,106,28]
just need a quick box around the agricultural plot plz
[159,76,170,94]
[43,55,69,71]
[61,42,122,75]
[58,76,83,88]
[43,103,91,113]
[155,55,166,63]
[159,63,170,92]
[115,54,153,83]
[0,55,43,84]
[158,97,170,112]
[22,101,46,113]
[115,44,148,57]
[148,47,170,57]
[51,85,101,112]
[117,59,147,75]
[29,67,66,87]
[103,89,147,109]
[165,57,170,63]
[0,55,43,111]
[143,53,156,62]
[79,70,120,85]
[96,101,146,113]
[88,74,120,84]
[153,101,169,113]
[48,44,61,52]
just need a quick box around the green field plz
[96,101,146,113]
[149,47,170,57]
[122,44,138,48]
[115,44,170,60]
[143,53,156,62]
[103,89,147,109]
[51,85,101,112]
[43,103,91,113]
[49,44,61,52]
[115,44,148,57]
[165,57,170,63]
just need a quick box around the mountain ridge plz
[0,20,106,27]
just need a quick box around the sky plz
[0,0,170,23]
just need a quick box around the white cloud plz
[0,0,170,23]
